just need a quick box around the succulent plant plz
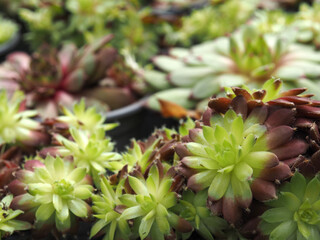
[57,99,118,135]
[90,176,132,240]
[250,3,320,49]
[119,164,193,239]
[55,128,122,186]
[118,126,183,175]
[146,26,320,111]
[0,36,138,117]
[19,0,161,64]
[19,3,66,48]
[260,172,320,240]
[226,80,320,179]
[249,9,294,35]
[0,195,31,239]
[0,90,47,146]
[9,156,93,232]
[165,0,256,47]
[223,77,314,106]
[176,83,310,223]
[0,16,18,45]
[218,78,320,178]
[121,139,162,174]
[173,189,232,240]
[292,2,320,48]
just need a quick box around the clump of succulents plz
[90,123,195,239]
[0,16,18,45]
[19,0,160,64]
[165,0,256,47]
[0,36,139,117]
[260,172,320,239]
[92,163,192,240]
[145,26,320,111]
[10,156,93,232]
[176,78,319,223]
[0,195,31,239]
[0,90,47,146]
[38,100,123,187]
[4,78,320,239]
[118,126,182,175]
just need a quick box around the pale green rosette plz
[13,156,93,232]
[57,99,118,135]
[56,128,122,185]
[0,90,41,145]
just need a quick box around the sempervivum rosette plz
[54,128,122,186]
[0,90,48,146]
[8,156,93,233]
[91,163,192,240]
[221,78,320,177]
[0,35,137,117]
[260,172,320,239]
[119,163,192,240]
[176,80,309,223]
[90,176,132,240]
[110,123,192,185]
[145,26,320,111]
[119,128,180,175]
[56,99,119,134]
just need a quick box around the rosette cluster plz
[145,26,320,111]
[0,35,137,117]
[2,78,320,239]
[9,156,93,232]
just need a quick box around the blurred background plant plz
[249,9,294,35]
[144,26,320,113]
[250,1,320,48]
[293,2,320,48]
[164,0,257,47]
[17,0,162,64]
[0,35,146,117]
[0,15,18,46]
